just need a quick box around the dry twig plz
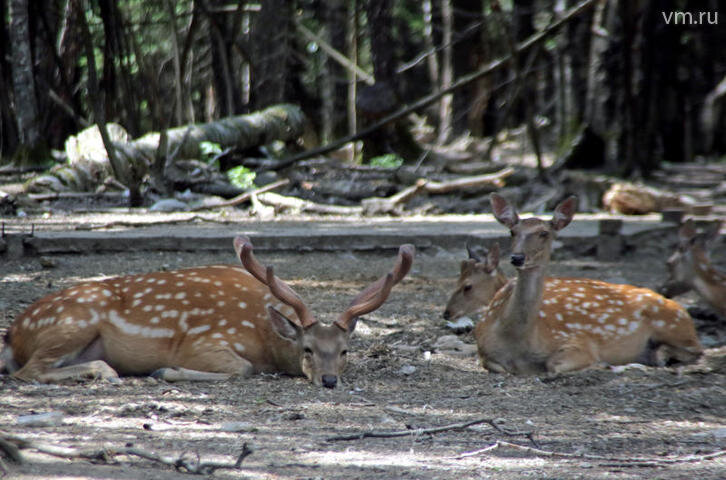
[454,440,726,468]
[188,178,289,211]
[0,432,252,475]
[326,417,531,442]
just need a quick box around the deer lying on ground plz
[443,243,508,321]
[659,219,725,317]
[475,194,702,374]
[0,237,415,387]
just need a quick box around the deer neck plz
[501,265,547,336]
[263,335,304,375]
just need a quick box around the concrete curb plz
[2,215,676,257]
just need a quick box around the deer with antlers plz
[475,194,702,374]
[443,243,508,321]
[0,237,414,387]
[659,219,725,317]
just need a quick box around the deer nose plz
[510,254,525,267]
[321,374,338,389]
[443,310,451,320]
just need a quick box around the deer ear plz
[267,306,302,341]
[551,196,577,231]
[490,193,519,228]
[460,259,476,275]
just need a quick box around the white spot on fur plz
[238,302,247,309]
[234,342,245,352]
[188,325,211,335]
[242,320,255,329]
[174,292,186,300]
[108,310,174,338]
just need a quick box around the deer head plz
[443,243,507,320]
[234,237,414,388]
[490,193,577,270]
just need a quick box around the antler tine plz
[235,237,267,285]
[335,244,415,330]
[235,235,316,328]
[265,266,316,328]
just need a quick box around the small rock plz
[219,421,258,433]
[149,198,189,212]
[17,411,65,427]
[399,365,417,375]
[39,257,57,269]
[445,316,475,333]
[434,335,467,350]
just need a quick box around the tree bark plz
[8,0,42,157]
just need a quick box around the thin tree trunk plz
[8,0,42,155]
[165,0,184,126]
[438,0,454,144]
[347,0,359,135]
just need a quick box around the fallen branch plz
[188,179,289,211]
[326,417,531,442]
[0,432,252,475]
[454,440,726,468]
[27,192,127,202]
[258,192,362,216]
[422,167,514,194]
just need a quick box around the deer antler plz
[335,244,415,331]
[234,236,317,328]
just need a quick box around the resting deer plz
[443,243,508,321]
[0,237,415,387]
[475,194,702,374]
[659,219,725,317]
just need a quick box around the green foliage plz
[227,165,257,190]
[199,141,222,162]
[369,154,404,169]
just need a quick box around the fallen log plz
[25,104,306,194]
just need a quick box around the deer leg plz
[546,342,598,374]
[13,359,119,383]
[152,350,255,382]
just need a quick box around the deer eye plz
[340,350,348,357]
[463,284,473,293]
[539,231,549,239]
[303,347,313,356]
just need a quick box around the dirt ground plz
[1,226,725,480]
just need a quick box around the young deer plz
[475,194,702,374]
[659,219,725,317]
[443,243,508,321]
[0,237,414,387]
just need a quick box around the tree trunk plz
[346,0,359,135]
[8,0,43,162]
[437,0,453,143]
[451,0,484,135]
[250,0,291,110]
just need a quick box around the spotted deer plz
[475,194,702,374]
[443,243,508,321]
[659,219,725,317]
[0,237,415,387]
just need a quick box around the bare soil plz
[1,229,725,479]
